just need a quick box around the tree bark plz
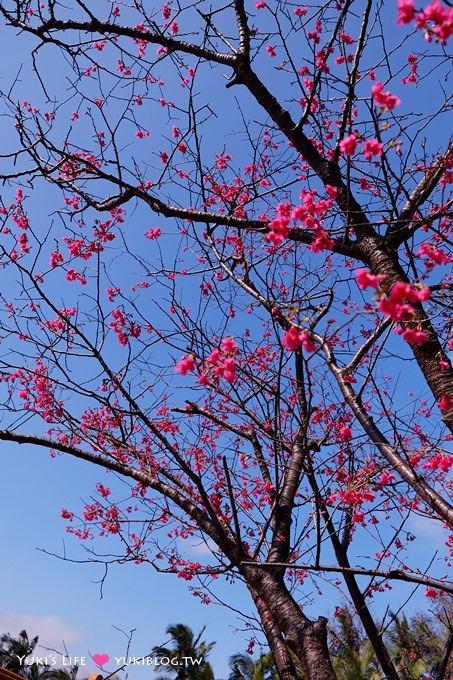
[242,565,337,680]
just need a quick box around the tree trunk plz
[243,566,337,680]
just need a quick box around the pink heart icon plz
[92,654,109,667]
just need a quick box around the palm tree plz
[388,611,446,680]
[0,631,52,680]
[228,650,279,680]
[330,608,381,680]
[0,631,77,680]
[50,669,79,680]
[152,624,215,679]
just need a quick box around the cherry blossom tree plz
[0,2,452,679]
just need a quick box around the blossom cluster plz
[339,134,384,159]
[371,82,401,110]
[355,269,431,345]
[109,307,141,345]
[10,360,64,423]
[266,190,336,252]
[397,0,453,43]
[281,326,316,353]
[176,337,238,385]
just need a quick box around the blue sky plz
[0,19,259,665]
[0,440,255,679]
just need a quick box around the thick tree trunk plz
[252,594,302,680]
[243,566,337,680]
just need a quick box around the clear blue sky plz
[0,440,255,679]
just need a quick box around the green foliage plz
[228,651,281,680]
[387,611,445,680]
[330,610,381,680]
[0,631,78,680]
[152,624,215,680]
[329,605,453,680]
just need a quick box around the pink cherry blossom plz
[402,328,429,345]
[438,395,453,411]
[282,327,316,352]
[175,356,196,375]
[144,227,162,240]
[355,268,383,289]
[220,337,238,354]
[362,139,383,161]
[339,426,352,442]
[371,82,401,110]
[397,0,416,25]
[339,134,357,156]
[415,1,453,43]
[282,326,303,351]
[266,216,290,246]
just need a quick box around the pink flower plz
[144,227,162,240]
[378,298,414,322]
[378,281,431,321]
[222,357,237,384]
[282,326,303,351]
[135,130,150,139]
[49,251,64,268]
[418,243,452,266]
[422,454,453,473]
[220,337,238,354]
[282,327,315,352]
[256,1,266,7]
[339,426,352,442]
[402,328,429,345]
[339,32,354,44]
[362,139,383,161]
[425,587,439,598]
[206,348,220,364]
[339,133,357,156]
[355,268,383,289]
[266,216,290,246]
[175,356,196,376]
[325,185,338,199]
[391,281,430,303]
[379,471,395,485]
[308,228,335,252]
[397,0,416,24]
[299,331,316,353]
[415,1,453,44]
[438,395,453,411]
[266,45,276,57]
[371,82,401,110]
